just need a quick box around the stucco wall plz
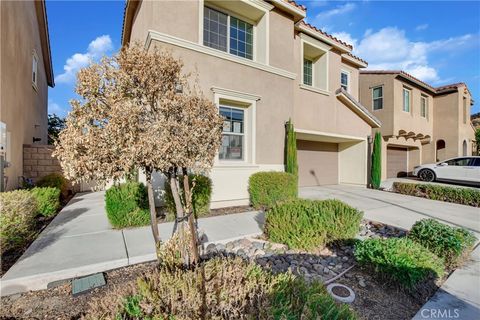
[1,1,49,190]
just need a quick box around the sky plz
[46,0,480,117]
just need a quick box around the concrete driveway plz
[299,184,480,236]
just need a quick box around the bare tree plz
[54,43,223,264]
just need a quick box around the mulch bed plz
[157,205,254,223]
[1,194,74,277]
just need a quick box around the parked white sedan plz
[413,156,480,185]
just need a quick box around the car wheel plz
[419,169,435,182]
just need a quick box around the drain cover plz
[72,273,106,296]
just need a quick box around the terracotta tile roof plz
[435,82,466,92]
[345,52,368,66]
[299,21,353,50]
[360,70,436,92]
[284,0,306,11]
[335,88,381,127]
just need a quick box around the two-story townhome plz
[0,0,55,191]
[359,71,475,180]
[122,0,380,208]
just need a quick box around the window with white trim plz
[219,106,244,160]
[421,95,428,118]
[372,86,383,110]
[32,51,38,89]
[340,70,349,91]
[203,6,253,60]
[303,58,313,86]
[403,88,411,112]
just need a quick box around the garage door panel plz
[387,147,408,178]
[297,140,338,187]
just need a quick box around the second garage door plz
[297,140,338,187]
[387,147,408,178]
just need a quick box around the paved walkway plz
[300,184,480,320]
[1,191,264,296]
[299,184,480,237]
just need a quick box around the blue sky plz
[47,0,480,116]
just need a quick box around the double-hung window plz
[340,71,349,91]
[403,88,411,112]
[203,6,253,60]
[219,106,244,161]
[420,95,428,118]
[303,58,313,86]
[372,86,383,110]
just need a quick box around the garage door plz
[297,140,338,187]
[387,147,408,178]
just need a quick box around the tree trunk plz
[168,167,189,265]
[146,168,161,256]
[182,168,200,264]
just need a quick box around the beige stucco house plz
[0,0,54,191]
[123,0,380,208]
[359,71,475,180]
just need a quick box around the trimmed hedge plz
[393,182,480,207]
[265,199,363,250]
[30,187,61,217]
[36,173,69,198]
[105,182,150,228]
[0,190,37,254]
[164,174,212,221]
[249,171,297,209]
[85,256,357,320]
[409,219,476,268]
[354,238,445,288]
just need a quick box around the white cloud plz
[48,99,68,117]
[55,35,113,84]
[415,24,429,31]
[332,27,476,84]
[311,2,356,26]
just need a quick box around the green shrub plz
[371,131,382,189]
[36,173,69,198]
[105,182,150,228]
[0,190,37,254]
[393,182,480,207]
[164,174,212,221]
[409,219,476,268]
[84,256,357,320]
[265,199,363,250]
[249,171,297,209]
[354,238,445,288]
[30,187,61,217]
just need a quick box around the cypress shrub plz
[371,131,382,189]
[285,119,298,177]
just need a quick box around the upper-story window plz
[203,6,253,60]
[340,70,349,92]
[372,86,383,110]
[219,106,244,161]
[303,58,313,86]
[403,88,411,112]
[32,51,38,90]
[463,97,467,124]
[420,95,428,119]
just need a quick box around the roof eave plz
[269,0,306,22]
[122,0,141,46]
[342,54,367,68]
[34,0,54,87]
[295,23,351,53]
[335,88,381,128]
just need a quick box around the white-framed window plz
[203,6,253,60]
[403,87,411,112]
[340,70,349,92]
[303,58,313,86]
[372,86,383,110]
[219,106,245,161]
[32,50,38,90]
[420,95,428,118]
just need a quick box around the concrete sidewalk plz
[299,184,480,237]
[0,191,264,296]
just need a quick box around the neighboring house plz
[0,0,54,191]
[359,71,475,180]
[122,0,380,208]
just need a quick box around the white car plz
[413,156,480,185]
